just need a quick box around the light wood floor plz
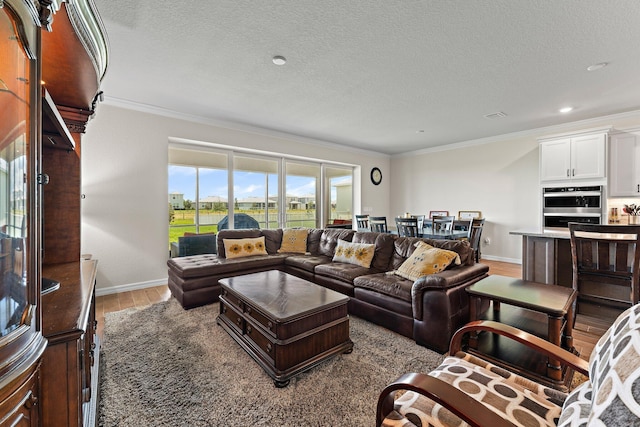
[95,259,606,361]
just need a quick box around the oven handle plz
[543,191,602,197]
[543,212,602,217]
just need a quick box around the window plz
[168,144,354,249]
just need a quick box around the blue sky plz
[168,165,324,201]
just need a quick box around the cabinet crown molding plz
[538,125,613,143]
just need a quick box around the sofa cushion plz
[318,229,355,257]
[394,241,461,281]
[278,228,309,253]
[353,272,413,302]
[284,254,333,273]
[261,229,283,254]
[306,229,324,255]
[314,262,372,284]
[223,237,268,259]
[167,253,287,278]
[216,229,262,258]
[333,240,376,268]
[353,231,397,271]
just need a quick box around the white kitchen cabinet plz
[540,133,606,182]
[609,131,640,197]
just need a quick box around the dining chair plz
[432,215,455,232]
[569,222,640,322]
[369,216,388,233]
[467,218,485,262]
[413,215,425,231]
[355,214,369,231]
[395,217,420,237]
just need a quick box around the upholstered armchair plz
[377,303,640,426]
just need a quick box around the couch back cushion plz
[318,229,355,257]
[306,229,324,255]
[352,231,396,271]
[390,237,473,270]
[217,229,262,258]
[260,229,283,254]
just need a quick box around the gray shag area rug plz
[98,298,445,426]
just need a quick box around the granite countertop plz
[509,229,571,239]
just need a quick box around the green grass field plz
[168,209,321,247]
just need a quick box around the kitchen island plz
[510,229,573,289]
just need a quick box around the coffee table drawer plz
[245,323,275,364]
[220,288,245,312]
[220,300,245,334]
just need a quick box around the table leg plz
[469,296,480,348]
[563,299,576,351]
[547,314,563,381]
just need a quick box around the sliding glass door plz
[169,144,354,247]
[285,161,320,228]
[233,155,279,229]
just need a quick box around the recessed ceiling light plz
[272,56,287,65]
[416,130,425,133]
[559,107,573,113]
[587,62,608,71]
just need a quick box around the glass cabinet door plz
[0,5,31,337]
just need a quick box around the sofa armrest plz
[411,263,489,315]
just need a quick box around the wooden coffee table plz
[466,275,578,391]
[217,270,353,387]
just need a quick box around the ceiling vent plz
[484,112,508,119]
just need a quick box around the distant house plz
[198,195,228,210]
[237,196,276,210]
[169,192,184,209]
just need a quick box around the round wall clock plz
[370,167,382,185]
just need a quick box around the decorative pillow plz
[394,241,461,281]
[332,239,376,268]
[223,237,267,259]
[278,228,309,253]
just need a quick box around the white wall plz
[391,111,640,263]
[82,103,640,293]
[82,104,391,294]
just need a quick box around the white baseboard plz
[96,278,168,297]
[480,254,522,265]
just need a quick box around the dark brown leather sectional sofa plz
[167,228,489,353]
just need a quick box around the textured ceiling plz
[93,0,640,155]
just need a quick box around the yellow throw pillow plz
[278,228,309,253]
[223,237,268,259]
[332,240,376,268]
[395,241,461,281]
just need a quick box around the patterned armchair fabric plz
[379,304,640,427]
[559,304,640,426]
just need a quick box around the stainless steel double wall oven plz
[542,185,604,228]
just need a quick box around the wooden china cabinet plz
[0,0,107,426]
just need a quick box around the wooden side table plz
[466,275,578,391]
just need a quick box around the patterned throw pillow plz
[278,228,309,253]
[332,239,376,268]
[223,237,267,259]
[394,241,461,281]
